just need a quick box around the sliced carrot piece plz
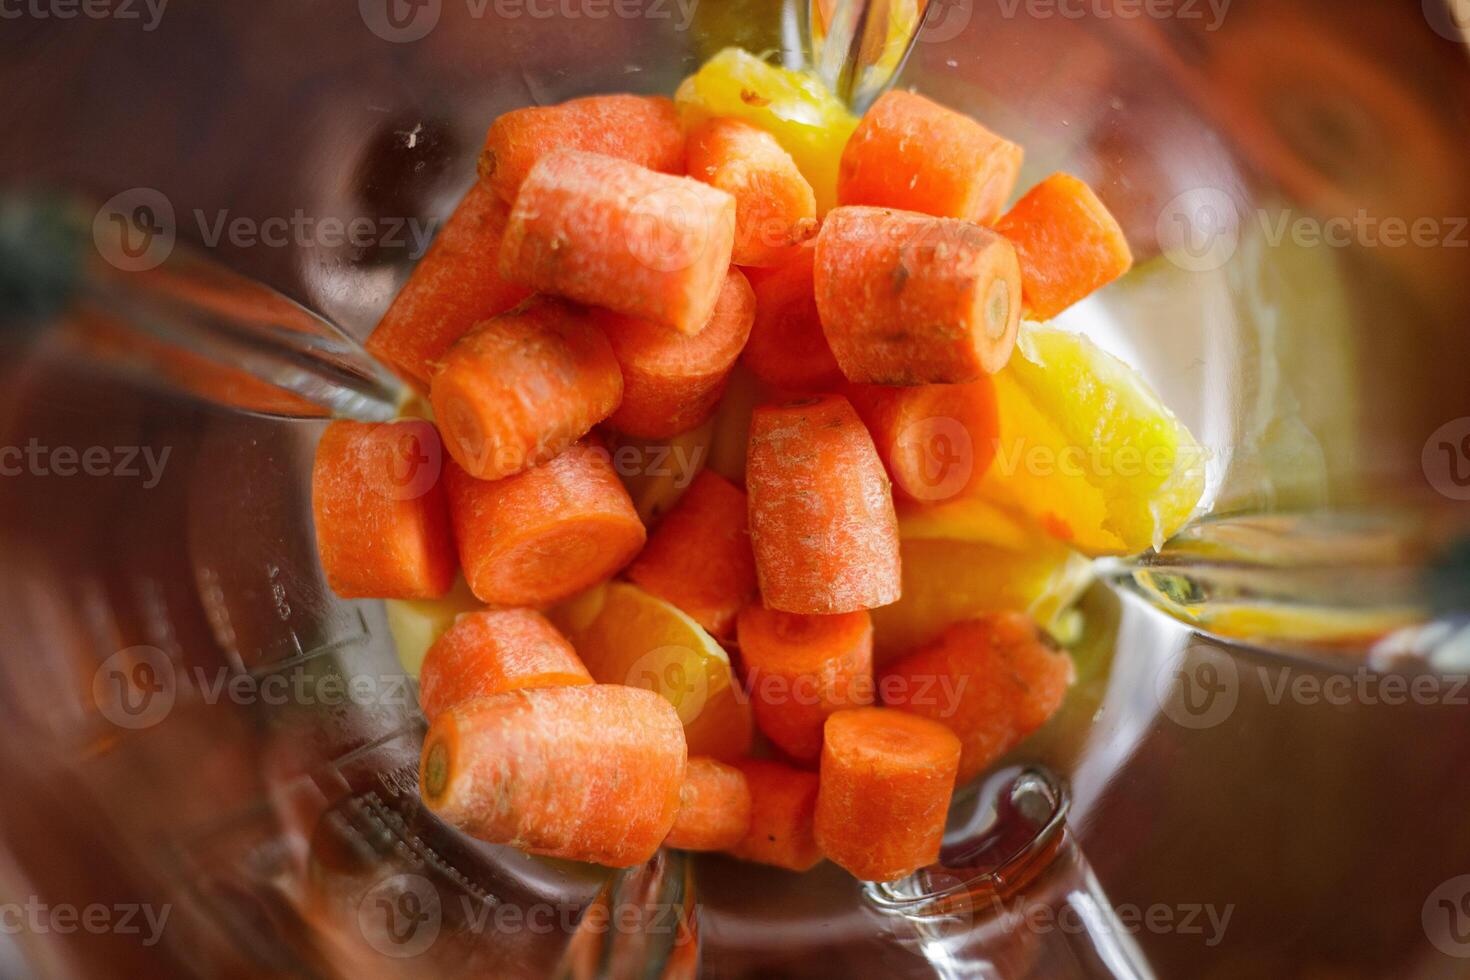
[310,420,455,600]
[845,379,999,504]
[726,759,822,872]
[429,296,622,481]
[838,90,1023,225]
[665,757,752,851]
[814,707,960,882]
[479,94,685,204]
[364,182,530,389]
[814,206,1022,383]
[736,605,874,763]
[741,243,845,391]
[444,443,646,607]
[420,684,686,867]
[418,609,591,723]
[599,267,756,439]
[626,470,757,640]
[880,613,1074,784]
[686,117,818,267]
[499,150,736,336]
[746,395,901,614]
[993,173,1134,321]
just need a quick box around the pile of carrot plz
[311,63,1134,882]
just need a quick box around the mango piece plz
[384,577,482,678]
[675,47,858,213]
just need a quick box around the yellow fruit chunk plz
[559,582,752,760]
[384,577,482,678]
[871,538,1094,663]
[970,327,1206,557]
[608,419,714,525]
[675,47,858,213]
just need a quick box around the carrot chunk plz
[599,267,755,439]
[686,117,818,268]
[741,243,845,391]
[838,90,1023,225]
[726,759,822,871]
[845,379,999,504]
[736,605,874,763]
[311,420,455,600]
[665,757,752,851]
[444,443,646,607]
[746,395,901,614]
[814,206,1022,383]
[499,150,736,336]
[993,173,1135,321]
[880,613,1074,784]
[626,470,757,640]
[420,685,686,867]
[429,297,623,480]
[479,94,685,204]
[814,707,960,882]
[418,609,591,723]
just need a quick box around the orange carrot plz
[993,172,1134,321]
[814,206,1022,383]
[479,94,686,204]
[420,685,686,867]
[845,379,998,504]
[598,267,755,439]
[726,759,822,871]
[814,707,960,882]
[418,609,592,723]
[499,150,736,335]
[444,443,646,607]
[364,182,530,389]
[880,613,1074,784]
[736,605,874,763]
[746,395,901,614]
[665,757,752,851]
[741,243,845,391]
[838,90,1023,225]
[428,296,623,480]
[686,117,818,267]
[626,470,757,640]
[311,420,455,599]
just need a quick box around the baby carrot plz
[746,395,901,614]
[420,684,686,867]
[726,759,823,872]
[626,470,757,640]
[993,173,1134,321]
[736,605,874,763]
[665,757,752,851]
[310,420,455,600]
[814,707,960,882]
[880,613,1074,784]
[838,90,1023,225]
[499,150,736,336]
[845,379,999,504]
[814,206,1022,383]
[364,182,530,389]
[686,117,818,268]
[599,267,756,439]
[429,297,623,481]
[417,609,592,723]
[741,243,845,391]
[478,94,686,204]
[444,443,647,607]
